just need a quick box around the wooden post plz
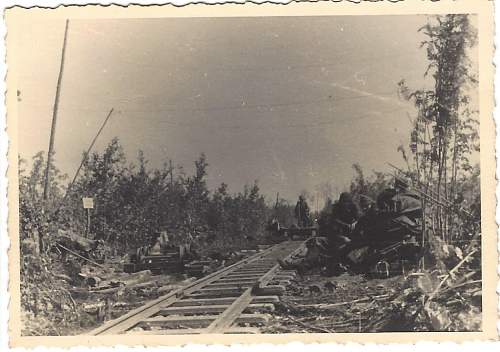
[87,208,91,237]
[83,197,94,237]
[43,19,69,201]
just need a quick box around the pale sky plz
[13,15,477,205]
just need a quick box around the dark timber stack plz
[123,250,182,274]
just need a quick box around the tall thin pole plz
[43,19,70,201]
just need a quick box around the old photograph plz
[5,1,497,346]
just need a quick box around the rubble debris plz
[296,293,391,310]
[57,243,105,268]
[54,229,105,260]
[264,244,481,333]
[308,284,322,296]
[324,281,336,292]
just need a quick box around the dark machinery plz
[266,219,316,242]
[123,244,197,274]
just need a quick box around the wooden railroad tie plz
[138,313,271,329]
[158,303,275,315]
[126,327,261,335]
[170,296,279,307]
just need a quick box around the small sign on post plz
[82,197,94,209]
[82,197,94,237]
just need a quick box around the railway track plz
[88,240,305,335]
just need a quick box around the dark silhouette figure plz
[294,195,311,228]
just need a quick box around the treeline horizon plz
[19,137,308,254]
[18,147,328,207]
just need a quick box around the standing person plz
[294,195,311,228]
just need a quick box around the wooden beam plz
[139,314,270,328]
[217,278,259,284]
[195,286,248,295]
[224,273,262,279]
[229,270,269,275]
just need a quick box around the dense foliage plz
[19,139,293,256]
[398,14,480,244]
[18,141,298,334]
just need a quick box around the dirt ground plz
[263,269,408,333]
[21,247,480,335]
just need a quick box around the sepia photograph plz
[4,1,497,346]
